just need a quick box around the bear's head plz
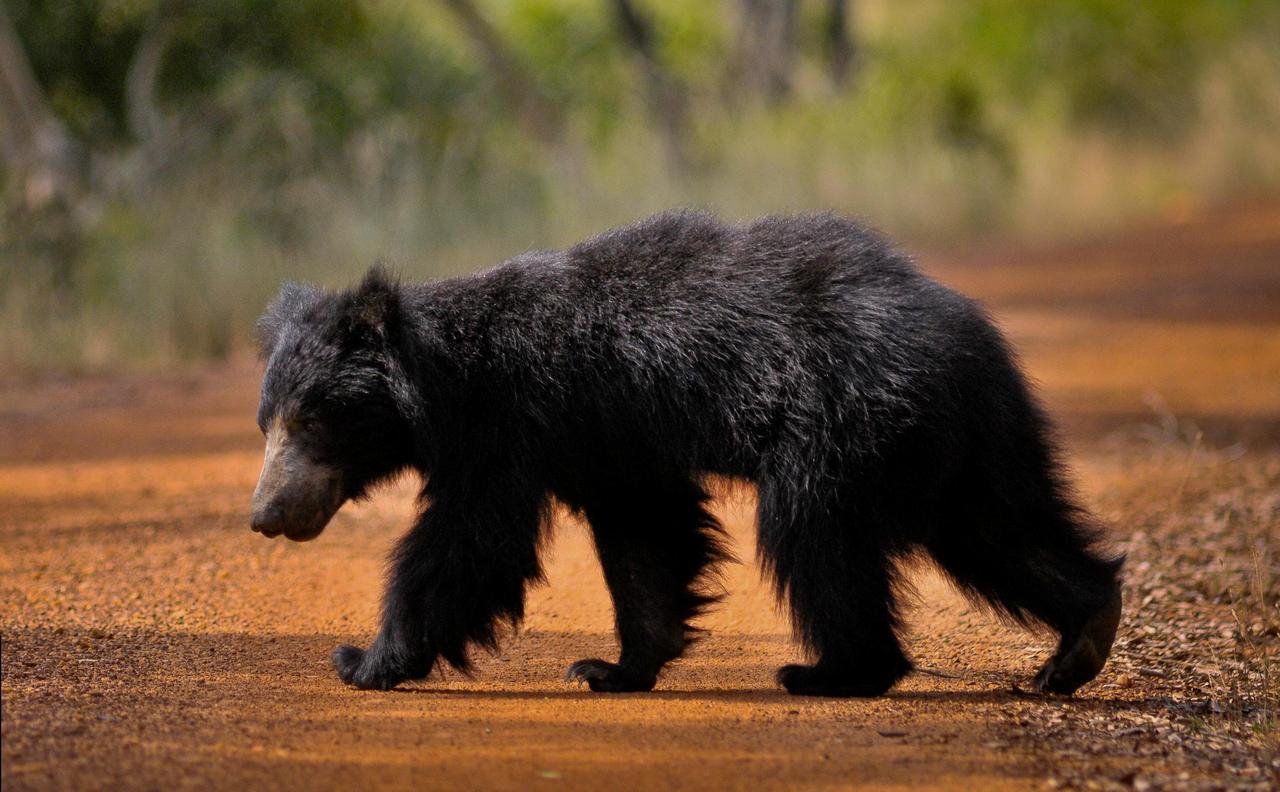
[250,268,417,541]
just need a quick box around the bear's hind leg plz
[759,478,912,697]
[927,484,1123,696]
[567,479,728,693]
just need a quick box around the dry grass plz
[999,416,1280,789]
[5,14,1280,374]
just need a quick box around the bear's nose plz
[250,503,286,537]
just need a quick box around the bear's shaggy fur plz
[254,210,1123,697]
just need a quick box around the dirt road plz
[3,205,1278,790]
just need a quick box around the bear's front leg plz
[567,479,727,693]
[333,556,441,690]
[333,480,547,690]
[333,630,435,691]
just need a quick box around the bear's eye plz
[294,417,320,434]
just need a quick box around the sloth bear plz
[250,210,1122,697]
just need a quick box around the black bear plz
[250,211,1122,697]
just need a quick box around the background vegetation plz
[3,0,1280,371]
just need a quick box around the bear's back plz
[564,209,917,294]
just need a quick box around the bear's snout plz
[251,419,343,542]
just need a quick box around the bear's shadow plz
[2,626,1165,714]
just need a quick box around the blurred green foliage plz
[2,0,1279,371]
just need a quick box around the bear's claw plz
[565,658,656,693]
[332,644,408,691]
[776,662,906,698]
[1030,586,1122,696]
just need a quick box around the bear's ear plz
[257,281,322,358]
[344,265,402,342]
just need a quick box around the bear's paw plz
[332,644,408,691]
[565,658,657,693]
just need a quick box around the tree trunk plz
[0,1,85,289]
[735,0,796,104]
[439,0,564,148]
[824,0,856,89]
[0,1,79,212]
[610,0,692,171]
[126,0,181,174]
